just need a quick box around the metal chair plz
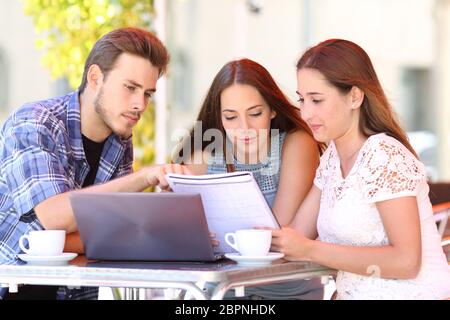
[441,236,450,265]
[442,237,450,248]
[432,201,450,238]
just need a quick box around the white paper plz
[166,172,280,253]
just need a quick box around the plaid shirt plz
[0,91,133,299]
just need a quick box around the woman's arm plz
[272,196,422,279]
[271,130,319,226]
[289,184,322,239]
[35,164,191,233]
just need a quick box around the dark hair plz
[297,39,418,158]
[79,27,169,93]
[176,58,321,169]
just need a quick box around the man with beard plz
[0,28,190,299]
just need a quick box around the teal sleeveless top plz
[206,132,286,208]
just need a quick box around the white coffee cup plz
[224,229,272,256]
[19,230,66,256]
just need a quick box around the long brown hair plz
[79,27,169,93]
[297,39,418,158]
[175,58,321,168]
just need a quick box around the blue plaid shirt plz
[0,91,133,298]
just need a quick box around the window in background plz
[167,49,195,154]
[401,68,432,131]
[402,67,438,180]
[170,50,193,113]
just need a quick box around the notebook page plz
[166,172,279,253]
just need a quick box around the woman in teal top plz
[175,58,324,299]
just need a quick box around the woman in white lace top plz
[271,39,450,299]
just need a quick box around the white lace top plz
[315,133,450,300]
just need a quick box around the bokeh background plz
[0,0,449,181]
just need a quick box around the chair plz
[432,202,450,238]
[442,238,450,300]
[428,182,450,206]
[442,237,450,247]
[441,236,450,264]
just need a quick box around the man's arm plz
[35,164,190,233]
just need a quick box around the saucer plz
[224,252,285,266]
[18,252,78,266]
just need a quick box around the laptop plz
[70,192,223,262]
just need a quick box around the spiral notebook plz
[166,172,280,253]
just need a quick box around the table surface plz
[0,255,336,299]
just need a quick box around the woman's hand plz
[145,164,192,190]
[271,227,314,261]
[210,232,220,248]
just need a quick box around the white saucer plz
[18,252,78,266]
[225,252,285,266]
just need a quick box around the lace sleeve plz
[360,136,426,203]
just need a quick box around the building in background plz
[0,0,448,179]
[165,0,445,180]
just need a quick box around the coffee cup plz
[224,229,271,256]
[19,230,66,256]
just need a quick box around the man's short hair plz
[79,27,169,93]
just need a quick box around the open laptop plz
[70,192,223,262]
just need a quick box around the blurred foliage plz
[22,0,157,169]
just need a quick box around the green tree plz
[22,0,157,169]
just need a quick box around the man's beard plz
[93,87,132,139]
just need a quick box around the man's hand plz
[145,164,192,190]
[64,232,85,254]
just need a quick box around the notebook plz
[166,171,280,253]
[70,192,222,262]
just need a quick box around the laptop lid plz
[70,192,220,262]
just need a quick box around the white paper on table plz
[166,171,280,253]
